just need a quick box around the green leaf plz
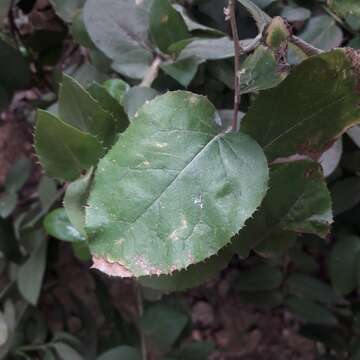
[139,247,232,291]
[59,74,118,147]
[331,177,360,215]
[86,91,268,277]
[287,273,339,304]
[50,0,85,22]
[238,45,288,94]
[161,58,199,87]
[166,341,214,360]
[52,342,84,360]
[71,10,95,48]
[281,6,311,22]
[38,176,59,211]
[328,234,360,295]
[123,86,159,119]
[241,49,360,161]
[97,346,141,360]
[150,0,190,53]
[102,79,130,106]
[84,0,154,79]
[286,297,338,326]
[44,208,85,242]
[0,192,17,218]
[289,247,319,273]
[35,110,104,181]
[299,15,343,51]
[17,234,47,305]
[327,0,360,19]
[233,161,332,257]
[87,82,129,134]
[4,157,31,193]
[64,169,93,235]
[140,304,188,352]
[238,289,284,308]
[234,264,283,291]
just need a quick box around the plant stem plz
[140,56,162,87]
[290,36,323,57]
[228,0,241,132]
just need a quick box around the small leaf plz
[139,247,232,291]
[299,15,343,51]
[86,91,268,277]
[234,264,283,291]
[123,86,159,119]
[5,157,31,193]
[233,161,332,257]
[102,79,130,106]
[238,45,288,94]
[17,234,47,305]
[328,234,360,295]
[286,297,338,325]
[140,304,188,352]
[0,192,17,218]
[35,110,104,181]
[87,82,129,133]
[84,0,154,79]
[97,346,141,360]
[287,273,339,304]
[52,342,84,360]
[44,208,85,242]
[241,49,360,161]
[59,74,118,147]
[331,177,360,216]
[64,170,93,235]
[0,218,21,262]
[150,0,190,53]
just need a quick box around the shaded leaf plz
[238,289,283,308]
[0,192,17,218]
[328,234,360,295]
[166,341,214,360]
[35,110,104,181]
[150,0,190,53]
[64,169,93,235]
[241,49,360,161]
[59,74,118,147]
[237,0,271,31]
[286,297,338,325]
[287,273,339,304]
[38,176,59,212]
[299,15,343,51]
[50,0,85,22]
[0,218,21,262]
[233,161,332,257]
[123,86,159,119]
[44,208,85,242]
[86,91,268,277]
[238,44,287,94]
[17,234,47,305]
[234,264,283,291]
[4,157,31,193]
[140,304,188,352]
[52,342,84,360]
[102,78,130,106]
[331,177,360,216]
[97,346,141,360]
[84,0,154,79]
[139,247,232,291]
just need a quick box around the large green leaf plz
[35,110,104,181]
[139,247,233,291]
[327,0,360,19]
[241,49,360,161]
[233,160,332,257]
[150,0,190,53]
[84,0,154,79]
[328,234,360,295]
[86,91,268,277]
[59,74,118,147]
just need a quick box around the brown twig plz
[227,0,241,132]
[290,36,323,57]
